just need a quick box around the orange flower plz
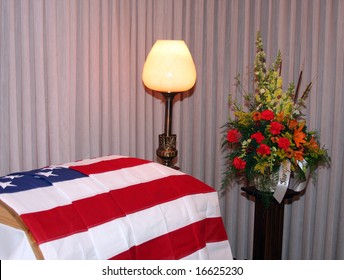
[288,119,298,130]
[293,124,307,147]
[276,112,285,122]
[294,149,304,160]
[252,111,261,121]
[308,136,319,150]
[286,148,294,158]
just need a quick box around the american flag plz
[0,155,232,260]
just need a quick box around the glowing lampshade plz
[142,40,196,93]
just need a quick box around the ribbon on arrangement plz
[273,160,291,203]
[273,160,310,203]
[289,160,310,192]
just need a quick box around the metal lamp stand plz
[156,92,180,168]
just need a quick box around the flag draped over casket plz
[0,155,232,260]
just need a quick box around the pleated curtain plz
[0,0,343,259]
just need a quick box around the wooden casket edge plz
[0,200,44,259]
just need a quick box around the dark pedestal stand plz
[241,186,300,260]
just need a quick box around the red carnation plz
[261,110,274,121]
[227,129,242,143]
[251,132,265,143]
[270,121,284,135]
[278,137,291,151]
[233,157,246,170]
[257,144,271,155]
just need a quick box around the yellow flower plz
[234,111,252,126]
[276,149,287,160]
[254,161,269,174]
[265,95,272,102]
[277,77,283,88]
[274,88,283,98]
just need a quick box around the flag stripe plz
[70,157,150,175]
[110,217,227,260]
[109,174,213,215]
[0,187,71,214]
[86,162,183,191]
[38,231,99,260]
[21,204,88,243]
[181,240,233,260]
[58,155,128,167]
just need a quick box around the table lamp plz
[142,40,196,168]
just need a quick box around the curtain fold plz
[0,0,343,259]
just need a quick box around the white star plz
[35,171,58,177]
[0,181,17,189]
[2,175,24,180]
[41,166,63,171]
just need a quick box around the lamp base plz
[156,133,178,168]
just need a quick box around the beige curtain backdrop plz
[0,0,343,259]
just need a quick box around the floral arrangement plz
[222,32,330,195]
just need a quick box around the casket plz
[0,155,232,260]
